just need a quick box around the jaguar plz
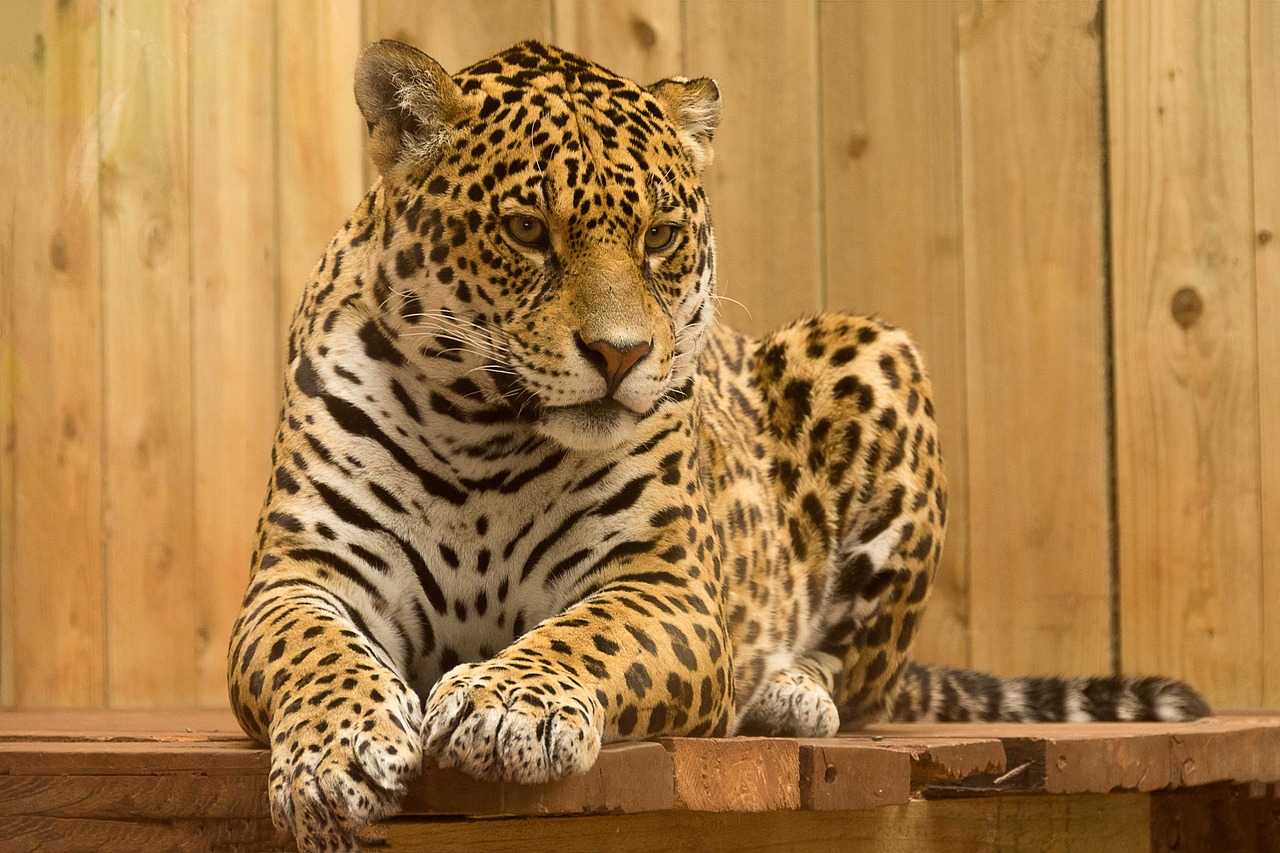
[227,39,1209,852]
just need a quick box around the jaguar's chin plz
[535,399,641,453]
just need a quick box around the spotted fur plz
[227,40,1209,852]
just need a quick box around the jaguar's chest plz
[395,444,692,687]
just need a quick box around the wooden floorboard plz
[1,711,1278,852]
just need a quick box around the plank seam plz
[1249,0,1280,709]
[184,0,198,712]
[947,2,974,670]
[1094,0,1122,678]
[271,0,284,394]
[678,0,688,77]
[810,0,827,314]
[97,0,111,708]
[1243,0,1266,703]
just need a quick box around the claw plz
[424,688,474,754]
[422,663,604,785]
[266,685,424,852]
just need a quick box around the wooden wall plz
[0,0,1274,711]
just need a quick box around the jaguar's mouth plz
[535,397,641,453]
[556,397,632,418]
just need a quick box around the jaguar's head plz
[354,39,721,452]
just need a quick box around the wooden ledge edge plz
[402,741,675,817]
[5,713,1280,820]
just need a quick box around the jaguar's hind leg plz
[735,315,947,732]
[735,655,840,737]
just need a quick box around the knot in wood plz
[1170,287,1203,330]
[846,132,869,159]
[49,232,69,272]
[631,17,657,49]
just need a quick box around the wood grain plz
[659,737,801,811]
[100,0,196,707]
[552,0,682,83]
[0,739,267,776]
[0,0,106,706]
[0,707,240,738]
[188,0,279,709]
[682,0,822,336]
[6,711,1280,850]
[3,816,287,853]
[380,795,1151,853]
[1150,785,1280,853]
[862,716,1280,796]
[403,742,675,817]
[0,0,11,705]
[0,774,269,819]
[868,737,1006,790]
[1107,0,1263,708]
[957,0,1112,677]
[797,741,911,810]
[1252,0,1280,707]
[275,0,366,352]
[363,0,554,75]
[818,0,970,670]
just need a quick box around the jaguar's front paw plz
[268,677,423,852]
[422,660,604,784]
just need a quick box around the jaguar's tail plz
[889,661,1211,723]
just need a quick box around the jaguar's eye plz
[503,215,548,248]
[644,223,677,253]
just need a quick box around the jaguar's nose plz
[575,334,652,393]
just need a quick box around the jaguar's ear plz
[646,76,722,171]
[355,40,467,179]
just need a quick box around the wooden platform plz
[2,711,1279,852]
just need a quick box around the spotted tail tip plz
[1142,676,1212,722]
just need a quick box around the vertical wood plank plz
[1254,0,1280,708]
[958,1,1111,676]
[276,0,366,353]
[0,10,12,700]
[100,0,195,707]
[0,0,105,706]
[1108,0,1262,707]
[189,0,278,708]
[818,0,970,668]
[683,0,822,337]
[363,0,554,75]
[552,0,682,83]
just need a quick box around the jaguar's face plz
[358,40,721,452]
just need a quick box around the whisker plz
[467,364,519,378]
[709,293,750,316]
[377,282,420,311]
[403,314,516,353]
